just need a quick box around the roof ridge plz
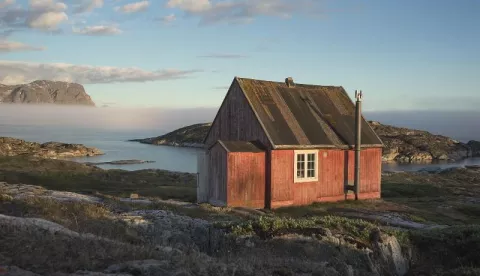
[236,77,343,88]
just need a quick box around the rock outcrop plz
[0,80,95,106]
[129,123,211,148]
[369,121,474,162]
[0,137,103,159]
[467,140,480,157]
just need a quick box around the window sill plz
[294,177,318,183]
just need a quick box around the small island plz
[0,137,103,159]
[130,121,480,163]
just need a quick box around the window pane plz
[298,169,305,178]
[297,154,304,162]
[308,161,315,170]
[308,153,315,162]
[307,169,315,177]
[297,155,305,178]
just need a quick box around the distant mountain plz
[0,80,95,106]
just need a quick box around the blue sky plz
[1,0,479,111]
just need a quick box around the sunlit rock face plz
[0,80,95,106]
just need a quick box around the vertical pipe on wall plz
[354,90,363,200]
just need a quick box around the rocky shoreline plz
[0,137,103,159]
[130,121,480,163]
[369,121,479,162]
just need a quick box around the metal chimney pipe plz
[354,90,363,200]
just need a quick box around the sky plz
[0,0,479,111]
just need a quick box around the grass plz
[219,215,385,244]
[0,195,144,244]
[0,224,162,274]
[0,156,197,202]
[409,225,480,274]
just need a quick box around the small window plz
[294,150,318,183]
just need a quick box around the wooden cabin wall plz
[317,149,347,200]
[204,81,272,149]
[346,147,382,198]
[269,148,382,208]
[227,152,266,208]
[207,144,227,206]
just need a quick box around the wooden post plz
[354,90,363,200]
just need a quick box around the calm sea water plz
[2,123,480,173]
[0,105,479,173]
[0,124,203,173]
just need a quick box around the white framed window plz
[294,150,319,183]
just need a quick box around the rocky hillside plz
[131,121,480,162]
[2,163,480,275]
[368,121,479,162]
[130,123,211,148]
[0,137,103,159]
[0,80,95,106]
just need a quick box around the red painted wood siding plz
[347,148,382,193]
[269,148,381,208]
[204,80,272,149]
[207,143,227,206]
[270,150,294,207]
[317,150,346,199]
[227,152,266,208]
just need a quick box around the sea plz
[1,104,479,173]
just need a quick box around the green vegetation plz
[131,123,211,146]
[409,225,480,275]
[0,195,141,244]
[221,215,386,244]
[0,156,196,202]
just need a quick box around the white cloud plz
[166,0,317,25]
[30,0,67,12]
[166,0,211,13]
[0,0,15,9]
[0,60,202,85]
[115,1,150,13]
[160,13,176,24]
[72,0,104,14]
[28,11,69,29]
[0,0,68,30]
[0,40,46,52]
[72,25,122,35]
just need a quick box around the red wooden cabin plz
[197,77,383,209]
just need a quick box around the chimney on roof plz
[285,77,295,88]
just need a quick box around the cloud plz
[72,25,122,35]
[0,40,46,52]
[0,0,15,9]
[72,0,104,14]
[158,13,176,24]
[0,0,68,30]
[115,1,150,13]
[166,0,211,13]
[0,30,15,38]
[0,60,202,85]
[166,0,318,25]
[198,53,248,59]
